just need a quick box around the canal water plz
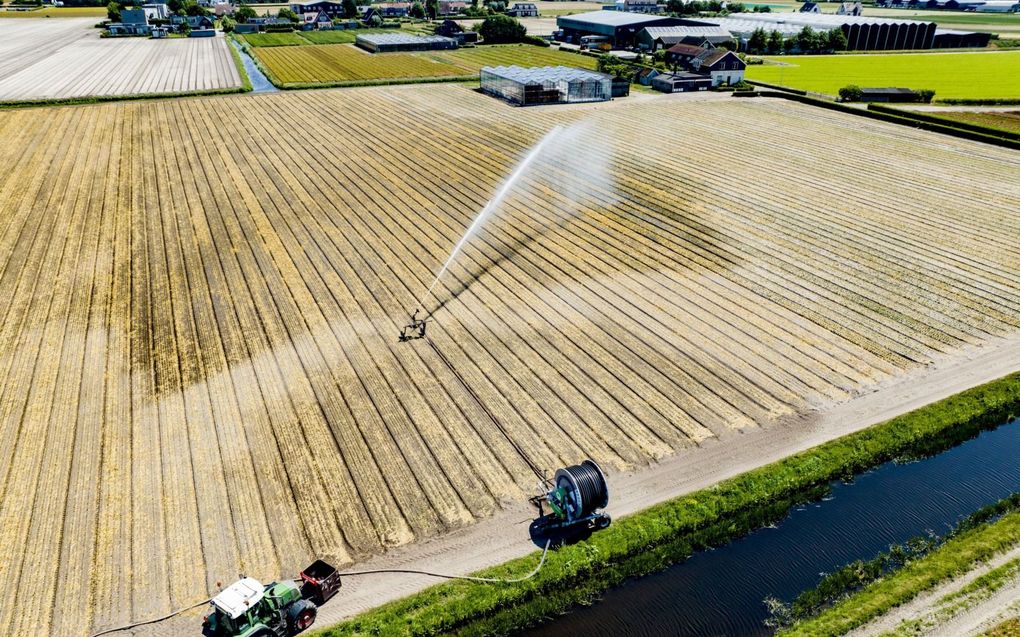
[524,418,1020,637]
[230,39,277,93]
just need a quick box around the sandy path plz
[125,332,1020,637]
[847,544,1020,637]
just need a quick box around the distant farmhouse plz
[436,18,479,43]
[799,1,821,11]
[665,43,746,85]
[837,1,864,15]
[107,8,152,35]
[376,2,410,16]
[506,2,539,16]
[621,0,660,13]
[290,0,346,18]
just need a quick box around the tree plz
[106,0,120,21]
[766,29,783,54]
[235,2,255,20]
[277,6,299,21]
[747,26,767,54]
[782,35,796,53]
[478,13,525,43]
[838,84,862,101]
[221,14,236,31]
[917,88,935,103]
[826,28,848,52]
[167,0,182,12]
[409,1,424,17]
[426,0,438,18]
[342,0,357,17]
[183,0,208,16]
[797,25,820,53]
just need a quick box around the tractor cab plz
[204,578,316,637]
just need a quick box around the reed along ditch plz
[523,417,1020,637]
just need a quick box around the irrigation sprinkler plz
[397,309,429,342]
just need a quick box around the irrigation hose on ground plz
[87,540,552,637]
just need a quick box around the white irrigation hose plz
[336,538,552,583]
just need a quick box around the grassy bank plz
[315,372,1020,637]
[780,505,1020,636]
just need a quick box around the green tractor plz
[203,578,317,637]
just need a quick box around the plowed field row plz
[0,19,241,101]
[0,86,1018,637]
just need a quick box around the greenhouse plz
[355,33,458,53]
[480,65,613,106]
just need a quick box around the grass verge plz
[780,506,1020,636]
[314,372,1020,637]
[228,37,254,93]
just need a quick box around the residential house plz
[213,2,235,17]
[435,18,479,42]
[836,0,863,14]
[171,14,215,28]
[506,2,539,16]
[301,10,333,28]
[799,1,820,11]
[438,0,467,14]
[376,2,411,16]
[665,43,745,85]
[290,0,346,17]
[107,8,153,35]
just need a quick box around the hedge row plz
[314,372,1020,637]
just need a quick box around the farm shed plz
[436,19,479,43]
[481,65,612,105]
[356,33,458,52]
[636,25,734,50]
[556,10,686,47]
[291,0,345,17]
[859,87,921,102]
[651,71,712,92]
[932,28,992,47]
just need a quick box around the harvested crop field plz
[0,19,241,101]
[1,85,1019,637]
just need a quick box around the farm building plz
[800,1,821,11]
[837,1,864,14]
[692,16,812,48]
[974,0,1020,11]
[480,65,613,105]
[556,10,686,47]
[356,33,459,52]
[141,2,170,19]
[651,71,713,92]
[932,27,992,47]
[636,25,735,50]
[665,44,746,85]
[717,12,939,50]
[507,2,539,16]
[621,0,660,13]
[859,87,923,102]
[107,8,152,35]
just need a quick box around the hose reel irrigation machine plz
[191,128,614,637]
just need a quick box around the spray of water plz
[412,125,568,313]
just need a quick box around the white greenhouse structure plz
[480,65,613,106]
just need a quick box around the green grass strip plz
[984,616,1020,636]
[781,509,1020,636]
[314,372,1020,637]
[228,36,254,93]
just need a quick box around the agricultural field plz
[928,109,1020,134]
[0,19,241,101]
[747,50,1020,100]
[0,6,106,17]
[253,42,596,85]
[254,43,467,84]
[0,85,1019,637]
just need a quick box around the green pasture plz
[747,51,1020,99]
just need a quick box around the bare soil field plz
[0,86,1018,636]
[0,19,240,101]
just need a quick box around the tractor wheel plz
[287,599,317,634]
